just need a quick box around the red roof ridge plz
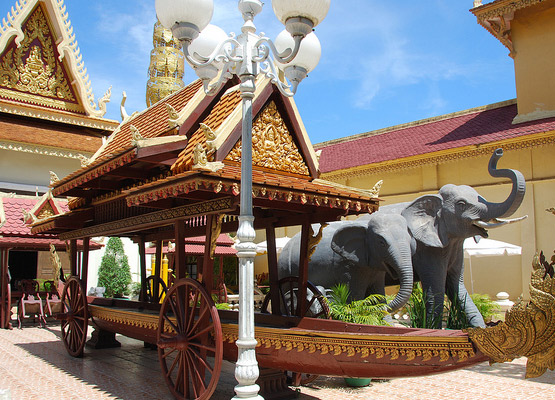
[315,99,517,149]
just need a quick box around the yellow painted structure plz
[311,1,555,302]
[321,140,555,301]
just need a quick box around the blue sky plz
[60,1,516,145]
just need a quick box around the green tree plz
[97,237,132,298]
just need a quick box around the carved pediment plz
[226,101,310,175]
[0,3,84,113]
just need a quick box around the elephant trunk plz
[385,252,414,313]
[482,148,526,219]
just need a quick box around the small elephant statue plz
[365,148,526,328]
[278,213,416,313]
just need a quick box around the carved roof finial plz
[49,171,60,186]
[200,123,218,155]
[367,180,383,198]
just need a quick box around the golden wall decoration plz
[226,101,310,175]
[0,6,78,108]
[466,258,555,378]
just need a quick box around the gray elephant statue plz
[366,148,526,328]
[278,213,416,313]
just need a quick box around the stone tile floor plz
[0,320,554,399]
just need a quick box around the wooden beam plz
[174,220,186,280]
[154,240,162,300]
[69,239,78,277]
[202,215,215,293]
[105,166,150,179]
[59,197,236,240]
[138,237,147,302]
[265,224,281,316]
[81,238,90,284]
[297,218,311,317]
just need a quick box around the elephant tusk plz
[474,215,528,229]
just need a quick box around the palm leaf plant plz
[327,283,390,326]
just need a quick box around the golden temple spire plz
[146,20,185,107]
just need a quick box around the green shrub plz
[470,293,500,322]
[215,302,231,310]
[328,283,390,326]
[97,237,132,298]
[405,283,442,329]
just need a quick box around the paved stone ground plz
[0,321,554,399]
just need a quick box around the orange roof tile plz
[172,89,241,173]
[0,116,103,153]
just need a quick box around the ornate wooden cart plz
[32,78,555,399]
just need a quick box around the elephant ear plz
[401,194,448,248]
[331,223,368,266]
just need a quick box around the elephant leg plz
[445,270,485,328]
[417,265,446,329]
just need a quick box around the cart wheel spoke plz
[158,278,222,400]
[60,277,88,358]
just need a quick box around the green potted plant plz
[327,283,390,387]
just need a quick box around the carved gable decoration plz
[0,3,84,114]
[226,101,310,176]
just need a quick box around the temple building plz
[315,0,555,301]
[0,0,119,327]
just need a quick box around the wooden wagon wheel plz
[145,275,168,303]
[261,276,330,318]
[58,276,88,357]
[157,278,223,400]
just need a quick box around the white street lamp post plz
[155,1,330,398]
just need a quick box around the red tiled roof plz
[52,80,204,190]
[316,101,555,173]
[0,117,103,153]
[98,80,203,160]
[0,236,100,250]
[0,196,68,237]
[172,89,241,173]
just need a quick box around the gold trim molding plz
[0,139,91,159]
[222,324,476,363]
[0,101,118,131]
[58,197,235,240]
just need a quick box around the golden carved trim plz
[0,140,92,159]
[89,305,159,331]
[58,197,235,240]
[0,101,118,130]
[226,101,310,175]
[322,131,555,181]
[221,324,476,363]
[466,255,555,378]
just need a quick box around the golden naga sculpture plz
[466,256,555,378]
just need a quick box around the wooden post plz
[297,218,311,317]
[81,238,90,287]
[154,240,162,300]
[266,225,281,315]
[203,215,215,293]
[138,237,147,302]
[0,249,8,329]
[174,220,186,280]
[69,239,78,277]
